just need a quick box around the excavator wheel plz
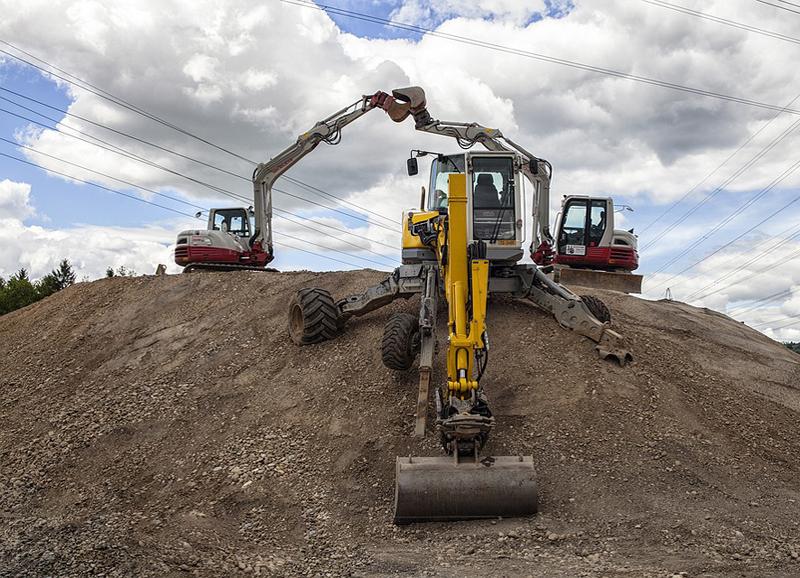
[288,287,340,345]
[581,295,611,324]
[381,312,420,371]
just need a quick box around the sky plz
[0,0,799,341]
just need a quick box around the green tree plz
[52,259,76,290]
[115,265,136,277]
[35,273,60,299]
[0,270,38,314]
[105,267,115,278]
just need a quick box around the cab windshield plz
[472,156,515,241]
[427,154,465,210]
[212,208,251,238]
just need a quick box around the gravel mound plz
[1,271,799,577]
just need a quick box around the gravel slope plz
[1,271,799,577]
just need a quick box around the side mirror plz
[529,159,539,175]
[407,157,418,176]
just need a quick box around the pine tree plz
[106,267,115,278]
[53,259,76,290]
[0,272,37,313]
[35,273,60,298]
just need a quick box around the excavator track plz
[182,263,279,273]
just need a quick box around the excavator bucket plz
[393,456,538,524]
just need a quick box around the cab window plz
[212,209,251,237]
[427,154,465,210]
[471,156,515,241]
[588,200,607,246]
[560,202,587,248]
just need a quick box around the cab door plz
[557,198,609,258]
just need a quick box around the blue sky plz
[0,63,201,231]
[323,0,573,38]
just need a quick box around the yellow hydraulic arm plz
[440,174,489,396]
[407,173,490,400]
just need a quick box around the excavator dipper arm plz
[250,94,386,255]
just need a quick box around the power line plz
[750,315,800,331]
[753,0,800,16]
[0,41,254,164]
[638,92,800,235]
[641,0,800,45]
[283,0,800,116]
[0,43,398,227]
[687,246,800,302]
[0,89,398,233]
[0,105,400,256]
[641,116,800,254]
[0,152,200,220]
[673,219,800,297]
[646,157,800,291]
[0,135,209,212]
[0,150,390,270]
[728,288,793,315]
[0,131,397,267]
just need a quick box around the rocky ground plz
[1,270,799,577]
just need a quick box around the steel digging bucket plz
[393,455,538,524]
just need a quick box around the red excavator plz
[174,207,273,272]
[532,195,641,293]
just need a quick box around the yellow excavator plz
[288,87,632,523]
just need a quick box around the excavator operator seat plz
[474,173,500,207]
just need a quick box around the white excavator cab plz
[209,207,253,239]
[552,195,639,272]
[404,151,526,265]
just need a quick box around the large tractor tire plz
[581,294,611,324]
[381,312,420,371]
[288,288,340,345]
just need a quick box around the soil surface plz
[1,270,800,577]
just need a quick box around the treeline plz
[785,342,800,354]
[0,259,76,316]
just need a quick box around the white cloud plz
[0,179,35,221]
[0,180,188,280]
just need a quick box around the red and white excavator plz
[532,196,641,293]
[173,88,642,292]
[174,206,272,272]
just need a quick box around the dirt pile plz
[1,270,800,577]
